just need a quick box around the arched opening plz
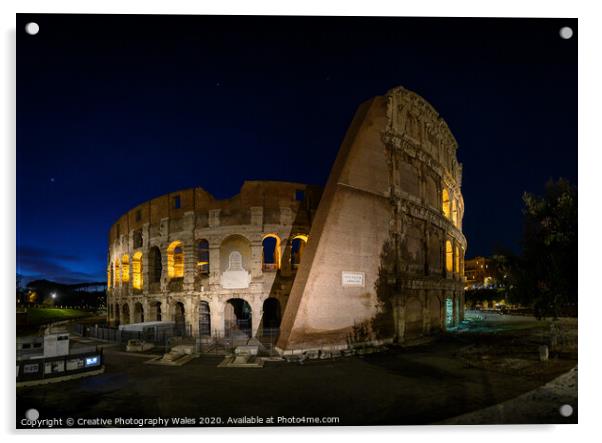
[167,241,184,279]
[150,301,162,321]
[445,240,453,273]
[262,234,280,271]
[121,254,130,284]
[114,259,121,287]
[198,301,211,337]
[122,303,130,325]
[149,246,162,285]
[174,302,186,336]
[291,234,308,270]
[442,188,451,219]
[132,251,143,290]
[134,302,144,323]
[224,298,252,338]
[262,298,281,331]
[114,304,120,326]
[107,264,112,289]
[109,304,113,320]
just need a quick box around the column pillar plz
[210,299,225,338]
[160,242,168,293]
[280,237,292,277]
[183,242,195,291]
[250,241,263,280]
[185,296,195,336]
[251,299,263,338]
[208,246,220,288]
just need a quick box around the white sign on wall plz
[221,250,251,289]
[341,271,365,287]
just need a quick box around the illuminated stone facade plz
[107,85,466,353]
[106,181,321,339]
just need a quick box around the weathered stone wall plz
[106,181,321,338]
[276,86,466,353]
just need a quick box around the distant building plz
[464,256,496,288]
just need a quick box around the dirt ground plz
[16,312,577,427]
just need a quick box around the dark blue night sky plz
[16,14,577,284]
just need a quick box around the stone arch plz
[132,251,143,290]
[262,233,281,271]
[167,241,184,279]
[224,298,252,338]
[149,246,162,285]
[290,234,308,269]
[262,298,281,331]
[133,302,144,323]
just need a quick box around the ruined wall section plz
[276,97,394,352]
[106,181,321,337]
[383,87,467,342]
[277,86,467,353]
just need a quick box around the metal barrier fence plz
[74,323,192,346]
[16,348,103,383]
[73,323,281,355]
[257,327,280,356]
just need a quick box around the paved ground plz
[440,366,578,424]
[17,314,577,427]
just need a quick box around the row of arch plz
[445,239,464,275]
[108,233,308,289]
[109,297,282,337]
[442,188,461,228]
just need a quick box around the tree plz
[510,179,577,318]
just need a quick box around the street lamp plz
[51,292,57,299]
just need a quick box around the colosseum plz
[106,85,467,354]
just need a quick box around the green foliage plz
[508,179,577,318]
